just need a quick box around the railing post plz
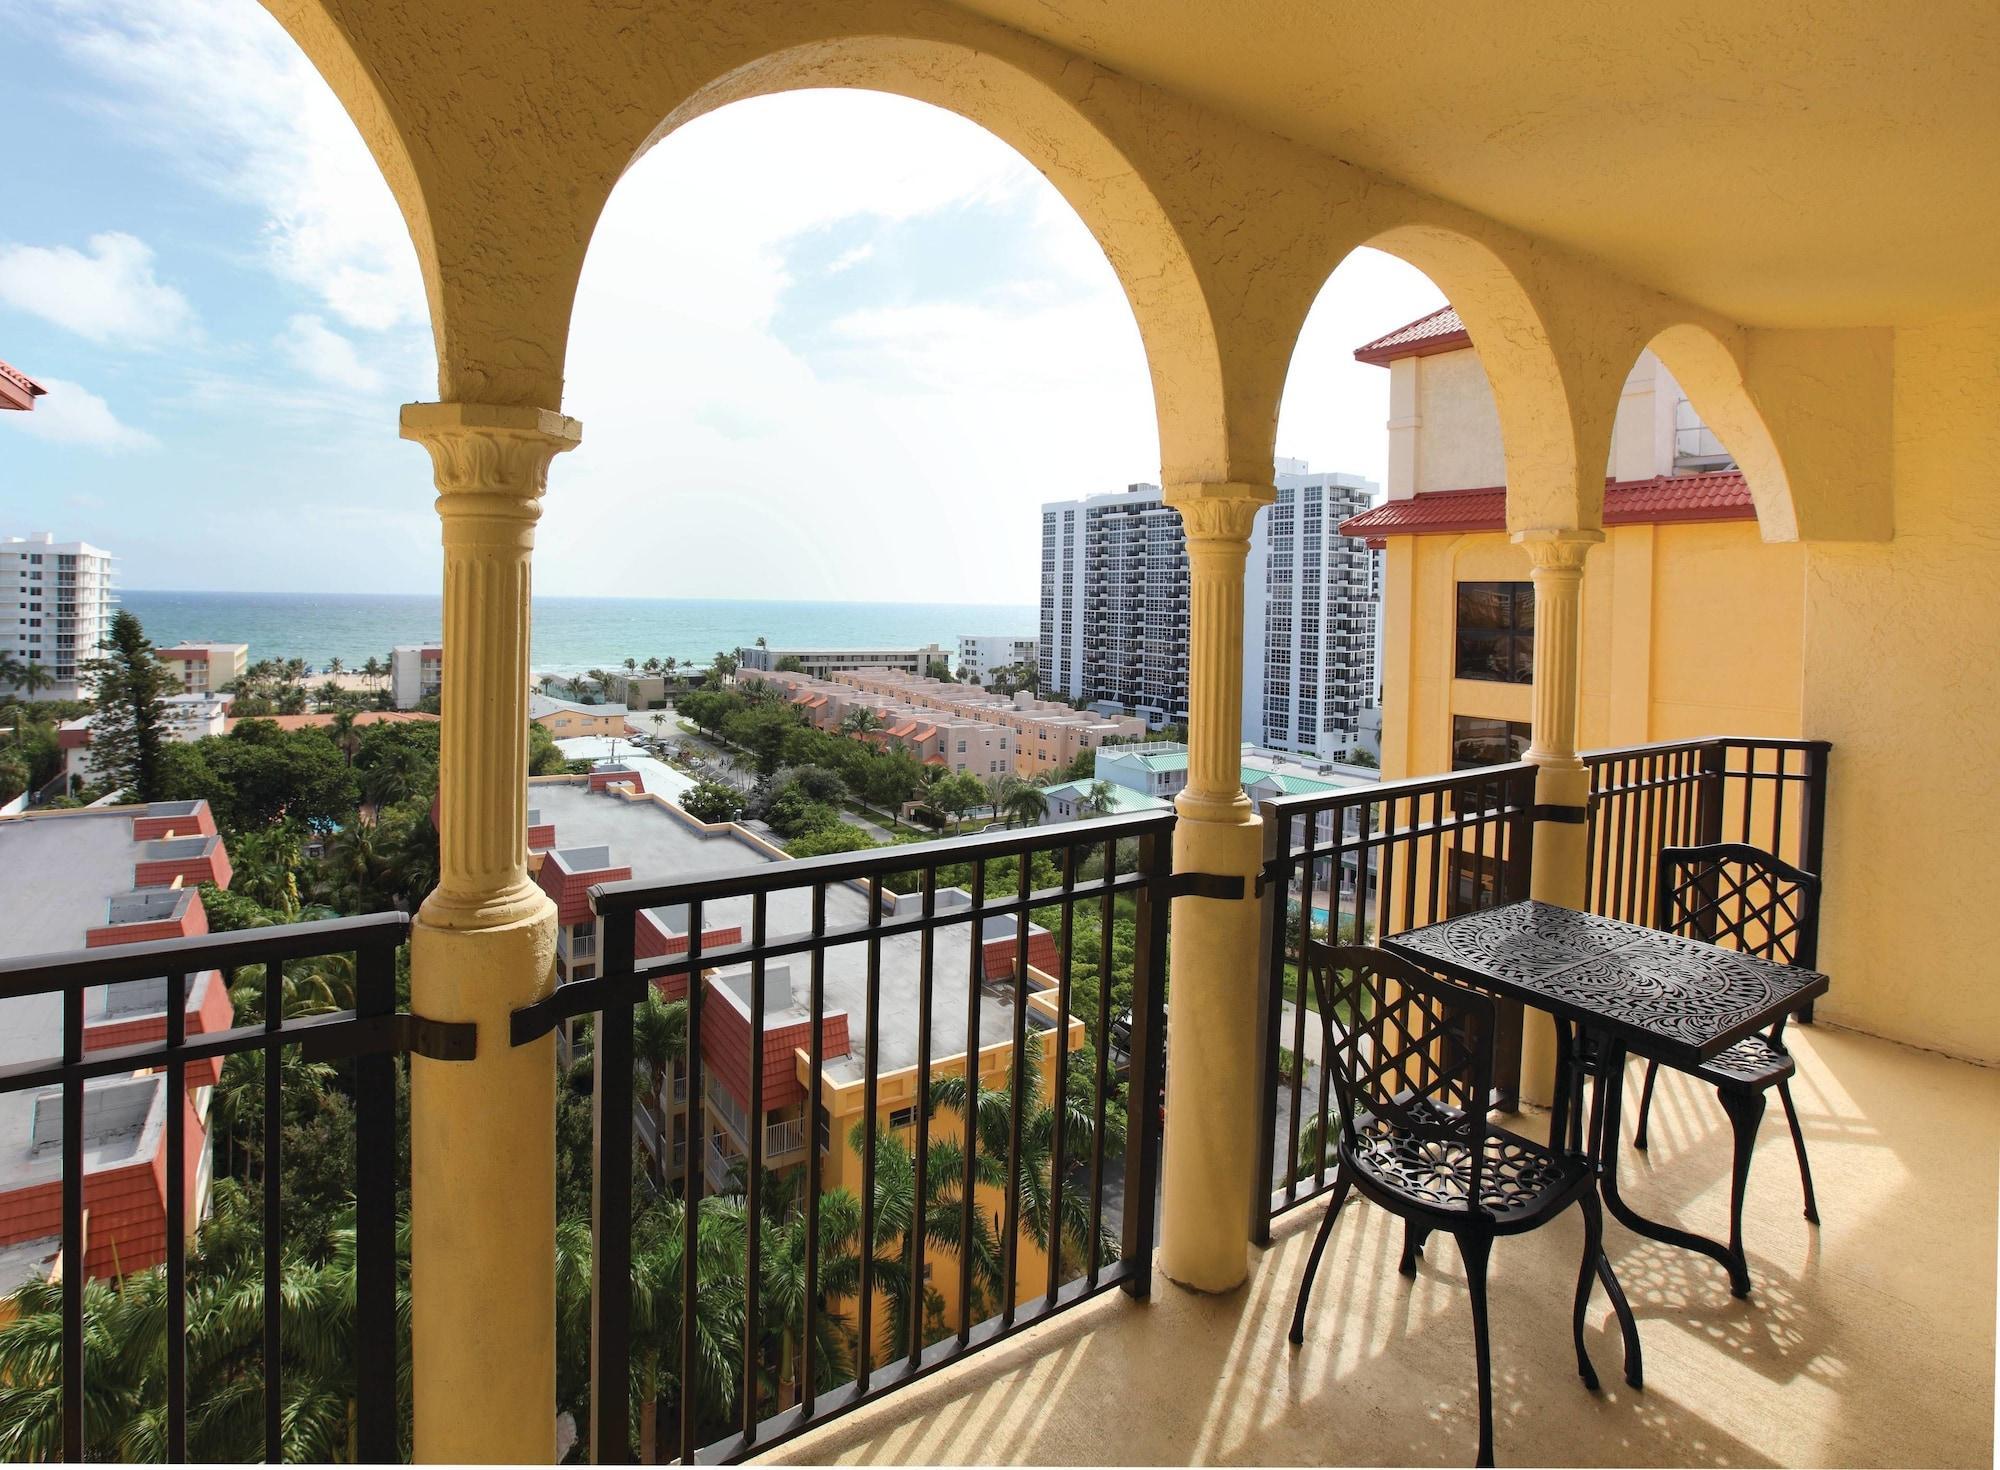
[1695,739,1728,851]
[1514,527,1602,1108]
[1249,804,1285,1247]
[1157,481,1272,1294]
[401,402,579,1463]
[1121,826,1173,1293]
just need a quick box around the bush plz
[680,780,744,825]
[785,823,876,858]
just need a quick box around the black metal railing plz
[1583,737,1830,923]
[511,811,1172,1464]
[0,911,471,1463]
[1252,762,1538,1240]
[1583,735,1829,1017]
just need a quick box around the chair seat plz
[1347,1102,1587,1226]
[1691,1032,1796,1089]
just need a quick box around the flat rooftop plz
[529,782,1034,1084]
[0,806,209,1193]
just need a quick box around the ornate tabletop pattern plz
[1386,901,1829,1067]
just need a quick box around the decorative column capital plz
[1164,481,1275,545]
[1510,525,1603,573]
[400,402,582,512]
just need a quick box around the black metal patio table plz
[1384,900,1830,1344]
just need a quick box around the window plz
[1451,715,1532,770]
[887,1105,916,1131]
[1455,582,1534,683]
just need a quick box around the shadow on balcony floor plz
[760,1024,1997,1467]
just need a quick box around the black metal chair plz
[1633,842,1822,1290]
[1288,944,1610,1469]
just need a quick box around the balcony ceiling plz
[957,0,2000,327]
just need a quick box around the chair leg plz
[1777,1080,1819,1224]
[1399,1220,1431,1277]
[1717,1087,1765,1298]
[1632,1060,1660,1151]
[1289,1171,1352,1346]
[1571,1192,1602,1392]
[1459,1228,1497,1468]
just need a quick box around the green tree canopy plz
[159,721,359,832]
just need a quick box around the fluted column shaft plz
[1514,526,1601,1105]
[400,402,580,1462]
[1158,481,1272,1293]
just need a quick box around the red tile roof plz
[0,358,46,411]
[1338,471,1756,543]
[1353,305,1468,365]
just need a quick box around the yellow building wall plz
[1800,312,2000,1064]
[1380,520,1805,780]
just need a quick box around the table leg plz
[1596,1038,1752,1297]
[1549,1017,1574,1155]
[1583,1036,1643,1389]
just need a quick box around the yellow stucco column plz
[1158,480,1274,1293]
[1512,526,1602,1107]
[400,402,581,1463]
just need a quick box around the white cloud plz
[4,376,158,451]
[0,232,195,346]
[277,313,384,392]
[544,91,1158,606]
[825,243,875,276]
[46,0,426,336]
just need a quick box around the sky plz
[0,0,1447,605]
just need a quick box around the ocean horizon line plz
[122,588,1037,611]
[117,588,1037,676]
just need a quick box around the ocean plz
[118,590,1037,677]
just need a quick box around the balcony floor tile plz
[759,1024,1997,1467]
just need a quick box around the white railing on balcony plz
[705,1135,738,1195]
[766,1116,807,1158]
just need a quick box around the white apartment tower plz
[1240,463,1381,758]
[1,534,117,700]
[1037,483,1190,727]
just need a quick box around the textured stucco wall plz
[1415,352,1507,492]
[1803,312,2000,1061]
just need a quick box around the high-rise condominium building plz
[1242,461,1382,757]
[1037,483,1190,726]
[1,534,116,701]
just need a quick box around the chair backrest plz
[1654,842,1822,969]
[1305,942,1496,1199]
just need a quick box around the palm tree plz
[751,1175,857,1413]
[556,1197,746,1461]
[624,657,638,674]
[0,1183,388,1462]
[926,1033,1120,1278]
[327,656,345,678]
[840,707,883,737]
[632,987,687,1176]
[361,655,384,690]
[360,741,431,808]
[1079,780,1117,819]
[1002,783,1049,828]
[328,706,361,764]
[830,1118,1004,1357]
[20,661,55,697]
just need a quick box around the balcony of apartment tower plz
[3,4,1996,1470]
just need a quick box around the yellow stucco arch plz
[1643,323,1800,541]
[1365,225,1594,532]
[574,36,1229,490]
